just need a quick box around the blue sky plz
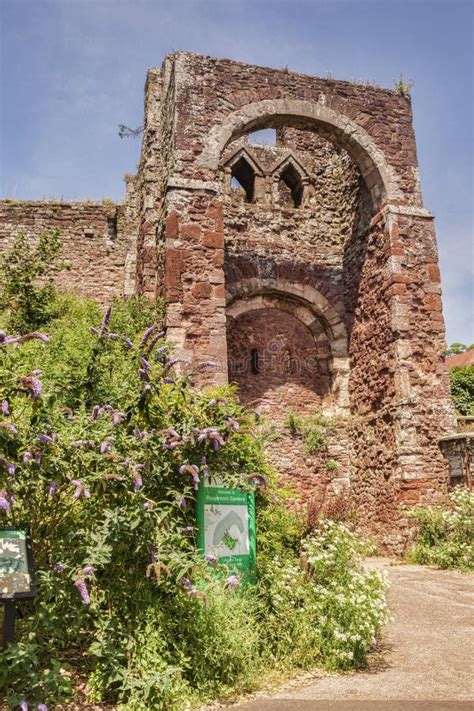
[1,0,472,344]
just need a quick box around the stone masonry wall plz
[0,198,137,303]
[0,52,456,547]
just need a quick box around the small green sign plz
[0,529,36,598]
[196,477,256,583]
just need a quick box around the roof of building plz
[446,349,474,369]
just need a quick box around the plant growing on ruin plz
[285,410,335,454]
[394,73,414,98]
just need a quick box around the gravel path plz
[231,559,474,711]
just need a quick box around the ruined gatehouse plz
[0,52,458,547]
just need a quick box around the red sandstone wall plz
[0,200,137,304]
[227,307,326,418]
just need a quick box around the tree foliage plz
[0,229,67,334]
[450,365,474,416]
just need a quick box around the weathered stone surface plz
[0,52,457,548]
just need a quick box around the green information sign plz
[0,529,36,599]
[196,477,256,583]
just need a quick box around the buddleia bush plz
[1,296,388,710]
[0,299,268,709]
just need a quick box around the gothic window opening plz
[278,163,304,208]
[230,156,255,203]
[250,348,260,374]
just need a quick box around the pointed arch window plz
[278,163,304,208]
[230,156,255,203]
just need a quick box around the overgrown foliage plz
[407,488,474,571]
[0,231,388,709]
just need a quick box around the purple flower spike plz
[99,305,112,336]
[83,489,91,499]
[134,425,144,440]
[23,451,32,463]
[205,554,218,566]
[1,422,18,435]
[1,399,9,416]
[162,377,175,385]
[90,327,99,336]
[53,562,65,573]
[31,332,49,344]
[49,481,56,496]
[112,412,126,426]
[100,439,111,454]
[140,323,158,347]
[19,701,28,710]
[226,574,240,589]
[74,578,90,605]
[179,496,187,509]
[134,475,143,491]
[37,704,48,711]
[38,434,53,444]
[81,565,95,575]
[124,338,134,349]
[140,356,152,372]
[19,375,43,400]
[6,462,16,476]
[155,344,169,354]
[143,502,151,510]
[0,492,11,513]
[92,405,102,420]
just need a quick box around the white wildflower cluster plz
[260,519,389,670]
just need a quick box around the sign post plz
[0,528,36,648]
[196,478,256,583]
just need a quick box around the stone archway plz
[226,282,350,415]
[197,99,412,208]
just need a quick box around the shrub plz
[1,295,388,709]
[407,488,474,571]
[258,520,388,670]
[450,365,474,416]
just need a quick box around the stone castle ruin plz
[0,52,458,546]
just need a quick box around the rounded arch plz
[226,282,350,412]
[226,277,348,357]
[197,99,405,206]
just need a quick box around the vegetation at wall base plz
[406,488,474,572]
[0,232,388,710]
